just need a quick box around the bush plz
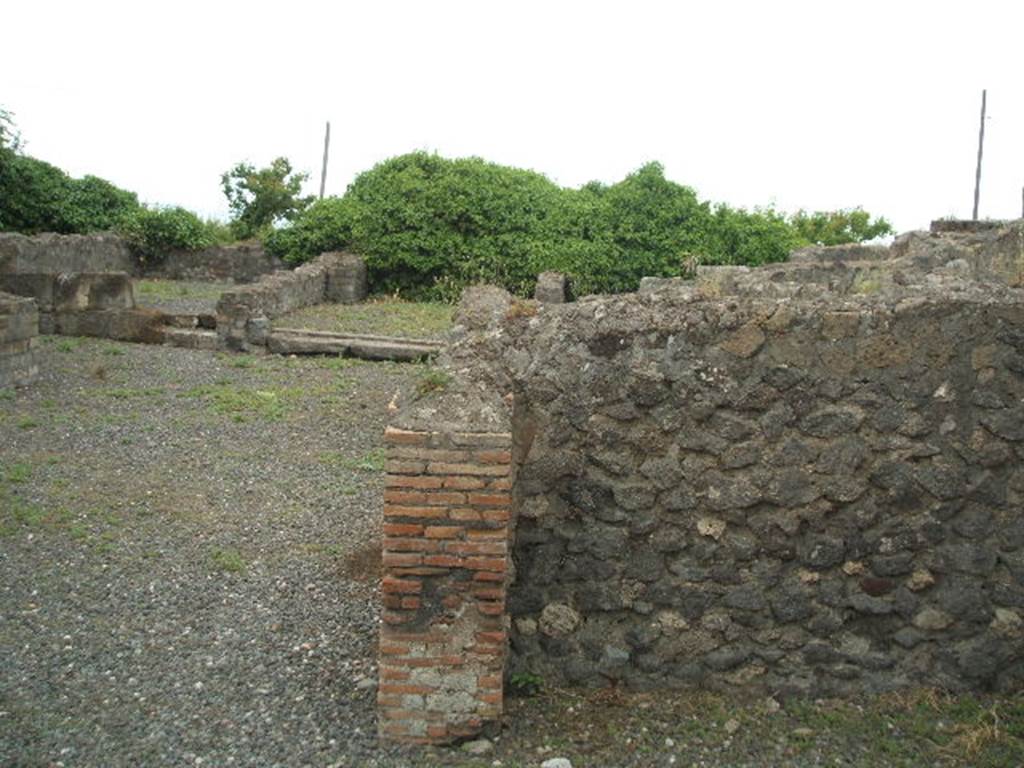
[0,151,139,235]
[118,206,214,264]
[265,152,892,299]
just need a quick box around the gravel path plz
[0,337,420,767]
[133,280,233,315]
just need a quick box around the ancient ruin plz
[379,219,1024,743]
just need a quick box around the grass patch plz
[55,338,82,353]
[102,344,126,356]
[210,547,246,573]
[0,388,15,401]
[228,355,257,369]
[5,462,32,483]
[273,297,454,339]
[320,448,386,472]
[416,367,452,397]
[182,383,302,422]
[17,415,40,429]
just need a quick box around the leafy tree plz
[789,208,893,246]
[0,107,22,152]
[221,157,313,240]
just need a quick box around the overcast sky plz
[3,1,1022,233]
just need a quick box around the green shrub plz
[64,175,139,233]
[264,153,819,298]
[118,206,214,264]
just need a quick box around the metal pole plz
[319,121,331,199]
[972,90,986,220]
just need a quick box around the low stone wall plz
[0,292,40,388]
[148,243,283,283]
[0,233,282,284]
[0,272,143,335]
[216,252,367,350]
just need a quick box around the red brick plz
[383,611,415,625]
[382,594,403,609]
[478,691,502,704]
[473,571,505,582]
[390,566,451,577]
[476,631,506,644]
[424,525,463,539]
[443,476,487,490]
[451,432,511,448]
[381,668,410,681]
[487,477,512,491]
[384,505,448,520]
[478,674,502,689]
[472,586,505,601]
[447,541,506,556]
[382,552,422,568]
[384,428,429,445]
[423,554,462,568]
[466,528,508,540]
[379,643,410,655]
[426,462,510,477]
[383,537,443,553]
[386,475,444,489]
[478,602,505,616]
[400,597,422,609]
[465,557,506,572]
[426,724,449,739]
[481,509,511,522]
[385,460,426,475]
[468,493,512,507]
[442,594,463,609]
[474,450,512,464]
[383,522,424,537]
[449,509,482,522]
[383,577,422,594]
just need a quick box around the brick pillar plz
[378,427,514,744]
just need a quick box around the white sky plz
[3,0,1023,233]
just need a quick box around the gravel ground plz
[2,338,1021,768]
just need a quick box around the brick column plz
[377,427,514,744]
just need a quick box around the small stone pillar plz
[0,292,40,388]
[377,426,514,744]
[325,252,368,304]
[533,271,571,303]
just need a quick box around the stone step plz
[164,328,220,351]
[267,329,441,362]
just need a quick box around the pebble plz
[461,739,494,755]
[540,759,573,768]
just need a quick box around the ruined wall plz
[148,243,282,283]
[216,252,367,350]
[501,289,1024,698]
[0,233,282,283]
[0,292,40,389]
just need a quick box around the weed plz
[102,344,126,356]
[5,463,32,483]
[509,671,544,697]
[0,388,14,401]
[416,367,452,397]
[183,384,301,422]
[229,355,256,369]
[211,547,246,573]
[55,338,81,353]
[17,416,39,429]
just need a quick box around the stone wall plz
[216,252,366,350]
[149,243,283,283]
[380,223,1024,743]
[0,232,282,283]
[0,233,135,275]
[0,292,40,389]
